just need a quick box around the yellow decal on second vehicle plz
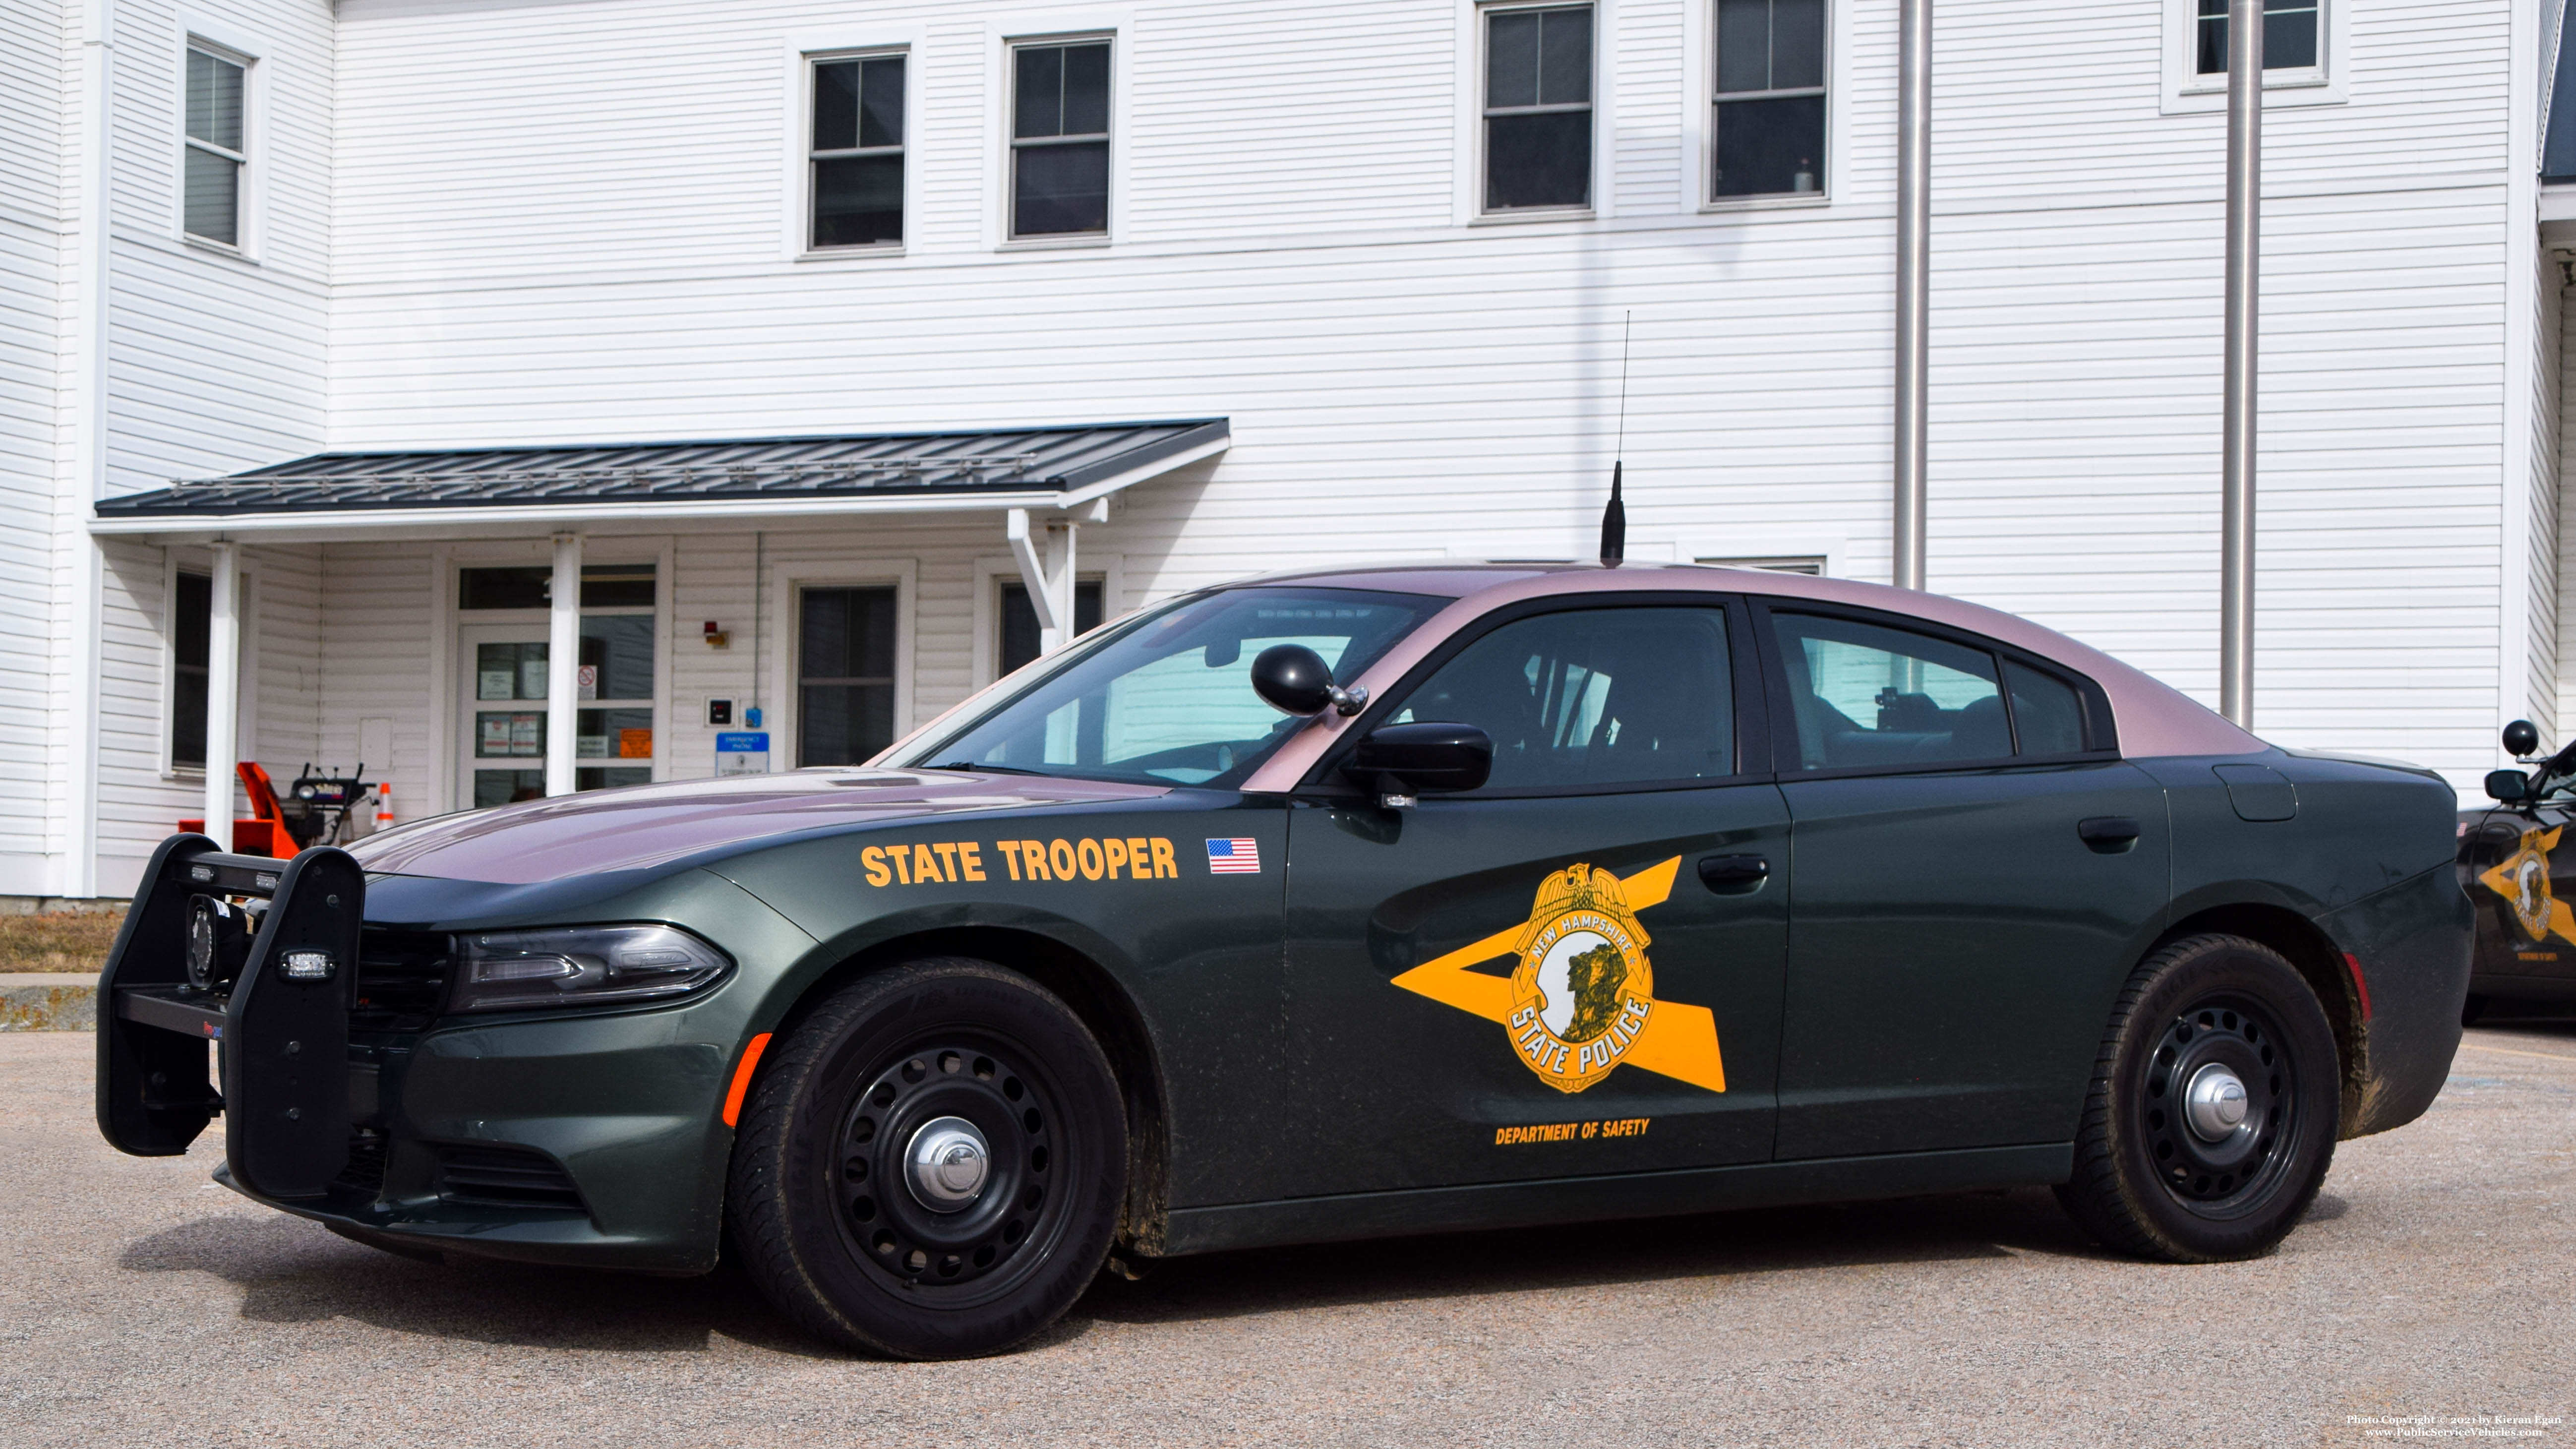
[2479,825,2576,945]
[1389,857,1728,1096]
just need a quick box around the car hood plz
[349,770,1170,885]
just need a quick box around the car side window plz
[2003,660,2087,756]
[1388,606,1735,789]
[1772,613,2011,770]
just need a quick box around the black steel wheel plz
[728,958,1125,1358]
[2055,933,2340,1262]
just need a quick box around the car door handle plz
[1697,854,1770,892]
[2078,816,2142,851]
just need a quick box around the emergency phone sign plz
[716,732,771,777]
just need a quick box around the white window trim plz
[970,553,1125,688]
[175,21,267,260]
[771,559,919,769]
[1461,0,1618,225]
[1684,0,1843,214]
[1674,529,1853,579]
[158,547,257,782]
[985,10,1136,252]
[780,26,924,262]
[2160,0,2346,116]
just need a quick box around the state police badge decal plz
[1508,863,1656,1093]
[1389,856,1729,1096]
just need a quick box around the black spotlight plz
[184,894,253,993]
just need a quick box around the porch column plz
[201,541,240,843]
[546,532,581,796]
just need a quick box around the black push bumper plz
[96,834,364,1200]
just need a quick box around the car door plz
[1279,597,1790,1198]
[2460,792,2576,988]
[1758,604,2171,1160]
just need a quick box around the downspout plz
[2219,0,2262,729]
[1892,0,1930,591]
[57,0,116,897]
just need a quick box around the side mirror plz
[1251,644,1368,718]
[2486,769,2532,803]
[1350,722,1494,805]
[2504,719,2540,757]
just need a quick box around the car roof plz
[1230,560,2262,790]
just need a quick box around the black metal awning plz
[92,419,1229,525]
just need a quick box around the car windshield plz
[897,586,1447,787]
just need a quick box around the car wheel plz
[2054,933,2339,1263]
[727,957,1126,1359]
[2461,993,2489,1027]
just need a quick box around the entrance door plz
[457,619,658,808]
[1280,600,1788,1199]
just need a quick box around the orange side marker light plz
[721,1032,773,1128]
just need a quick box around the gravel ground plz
[3,1025,2570,1449]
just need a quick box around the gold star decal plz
[2478,825,2576,945]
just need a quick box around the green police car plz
[98,562,2471,1359]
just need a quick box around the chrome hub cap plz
[2183,1064,2249,1141]
[905,1116,990,1211]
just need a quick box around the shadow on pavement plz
[1073,1186,2110,1329]
[115,1180,2367,1351]
[119,1214,841,1358]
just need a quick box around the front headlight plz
[450,924,732,1014]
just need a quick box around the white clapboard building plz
[4,0,2575,896]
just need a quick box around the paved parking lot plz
[3,1024,2569,1449]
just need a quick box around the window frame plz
[771,558,916,769]
[1475,0,1602,220]
[165,566,213,775]
[1706,0,1832,206]
[1298,594,1774,801]
[2159,0,2344,115]
[791,583,904,768]
[177,32,260,257]
[804,46,911,255]
[1748,600,2119,781]
[1004,32,1118,244]
[972,552,1126,686]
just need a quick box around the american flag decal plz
[1205,837,1261,875]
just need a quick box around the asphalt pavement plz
[3,1023,2569,1449]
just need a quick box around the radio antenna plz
[1600,311,1631,564]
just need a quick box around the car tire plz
[726,957,1127,1359]
[2460,993,2490,1027]
[2053,933,2340,1263]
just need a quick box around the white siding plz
[0,0,63,876]
[71,0,336,890]
[309,0,2522,790]
[1,0,2559,877]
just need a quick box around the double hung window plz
[811,54,907,248]
[183,46,246,245]
[998,579,1105,677]
[1011,40,1112,238]
[1482,4,1594,214]
[1712,0,1826,200]
[2194,0,2320,75]
[799,586,899,767]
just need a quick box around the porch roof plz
[88,418,1230,541]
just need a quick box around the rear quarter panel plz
[2133,751,2467,1138]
